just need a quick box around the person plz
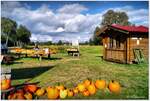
[34,44,39,51]
[1,44,8,54]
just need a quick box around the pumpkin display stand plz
[1,82,39,99]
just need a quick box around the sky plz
[1,1,149,42]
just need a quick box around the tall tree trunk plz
[5,33,9,46]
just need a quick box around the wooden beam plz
[110,27,129,34]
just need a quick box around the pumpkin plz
[73,88,79,94]
[87,82,96,95]
[95,79,106,90]
[47,87,59,99]
[8,93,15,99]
[16,92,25,99]
[108,80,121,94]
[84,79,91,88]
[24,92,33,100]
[8,92,25,100]
[16,89,24,96]
[77,83,86,92]
[24,84,37,93]
[56,85,64,91]
[83,90,90,96]
[67,89,74,97]
[1,79,11,90]
[35,88,45,96]
[60,89,68,99]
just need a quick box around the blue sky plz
[1,1,149,42]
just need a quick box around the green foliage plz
[1,17,17,35]
[57,40,63,45]
[90,27,103,45]
[1,17,17,46]
[1,17,31,47]
[91,10,132,46]
[16,25,31,44]
[101,10,131,26]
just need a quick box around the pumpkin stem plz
[87,77,92,81]
[4,75,7,80]
[112,80,114,83]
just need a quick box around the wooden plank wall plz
[128,37,148,63]
[106,49,125,62]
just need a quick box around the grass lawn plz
[2,45,148,99]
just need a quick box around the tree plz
[101,10,131,26]
[1,17,17,46]
[57,40,63,45]
[92,26,103,45]
[89,38,94,45]
[16,25,31,47]
[91,10,132,45]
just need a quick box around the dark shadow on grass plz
[95,55,103,58]
[11,66,54,80]
[41,57,62,60]
[1,61,23,65]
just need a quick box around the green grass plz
[2,45,148,99]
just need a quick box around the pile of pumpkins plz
[1,78,121,99]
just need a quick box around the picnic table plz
[67,48,80,57]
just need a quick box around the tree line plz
[1,17,31,47]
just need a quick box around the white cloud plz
[30,34,53,42]
[1,1,21,17]
[2,2,148,42]
[57,3,88,14]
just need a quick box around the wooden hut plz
[98,24,148,64]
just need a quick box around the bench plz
[1,67,11,80]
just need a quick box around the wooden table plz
[67,48,80,57]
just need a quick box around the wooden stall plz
[98,24,148,64]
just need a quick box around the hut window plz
[109,38,113,48]
[137,39,140,45]
[131,37,138,40]
[116,36,121,48]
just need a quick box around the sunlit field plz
[2,45,148,99]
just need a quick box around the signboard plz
[72,39,79,46]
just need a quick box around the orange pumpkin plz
[8,91,25,100]
[56,85,64,91]
[95,79,106,90]
[1,79,11,90]
[16,89,24,96]
[24,84,37,93]
[24,92,33,100]
[35,88,45,96]
[84,79,91,88]
[73,88,79,94]
[16,92,25,99]
[108,80,121,94]
[87,82,96,95]
[67,89,74,97]
[8,93,15,99]
[77,83,86,92]
[83,90,90,96]
[47,87,59,99]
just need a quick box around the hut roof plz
[111,24,148,33]
[97,24,148,37]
